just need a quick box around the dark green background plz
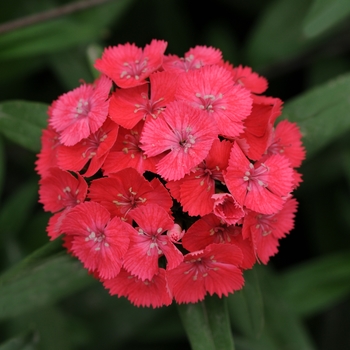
[1,0,350,349]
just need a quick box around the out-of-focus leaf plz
[303,0,350,38]
[281,73,350,158]
[177,295,234,350]
[0,136,5,199]
[228,269,264,339]
[86,44,104,80]
[0,0,134,61]
[245,0,317,71]
[0,101,48,152]
[0,181,38,238]
[257,266,316,350]
[0,332,36,350]
[49,47,94,90]
[277,251,350,317]
[0,253,94,320]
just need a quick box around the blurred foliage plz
[1,0,350,349]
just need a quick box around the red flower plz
[176,65,252,137]
[163,45,222,73]
[38,167,88,239]
[224,142,294,214]
[49,75,112,146]
[166,138,232,216]
[102,121,161,175]
[94,39,167,88]
[60,201,131,279]
[123,204,183,281]
[242,197,298,263]
[57,118,119,177]
[167,243,244,303]
[212,193,245,225]
[108,71,178,129]
[88,168,172,220]
[140,101,217,181]
[103,268,172,308]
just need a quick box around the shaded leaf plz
[303,0,350,38]
[0,101,48,152]
[0,135,5,199]
[256,266,316,350]
[228,269,264,339]
[281,73,350,158]
[177,295,234,350]
[277,251,350,317]
[0,253,94,320]
[0,0,135,61]
[245,0,315,71]
[0,332,36,350]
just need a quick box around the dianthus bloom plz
[37,40,305,308]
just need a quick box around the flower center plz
[120,58,149,80]
[75,98,90,118]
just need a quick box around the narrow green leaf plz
[0,181,38,238]
[303,0,350,38]
[0,253,93,320]
[178,295,234,350]
[257,266,316,350]
[0,100,48,152]
[277,251,350,317]
[281,73,350,158]
[0,135,5,199]
[0,332,36,350]
[49,47,94,90]
[245,0,315,71]
[228,269,264,339]
[0,0,135,61]
[86,44,104,80]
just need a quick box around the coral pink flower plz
[88,167,172,219]
[57,118,119,177]
[35,127,61,178]
[167,243,244,304]
[242,197,298,263]
[182,214,256,269]
[166,138,232,216]
[231,65,268,94]
[108,71,178,129]
[140,101,217,181]
[123,204,183,281]
[102,121,161,175]
[266,120,306,168]
[224,142,294,214]
[38,167,88,239]
[103,268,172,308]
[163,45,222,73]
[94,39,167,88]
[60,201,131,279]
[49,75,112,146]
[236,99,282,160]
[212,193,245,225]
[175,65,252,137]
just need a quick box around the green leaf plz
[281,73,350,158]
[177,295,234,350]
[256,266,316,350]
[303,0,350,38]
[0,253,94,320]
[0,100,48,152]
[0,0,135,61]
[228,269,264,339]
[0,332,36,350]
[277,251,350,317]
[49,46,95,90]
[245,0,315,71]
[0,135,5,199]
[0,181,38,238]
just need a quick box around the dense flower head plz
[37,39,305,308]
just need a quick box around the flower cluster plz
[36,40,305,308]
